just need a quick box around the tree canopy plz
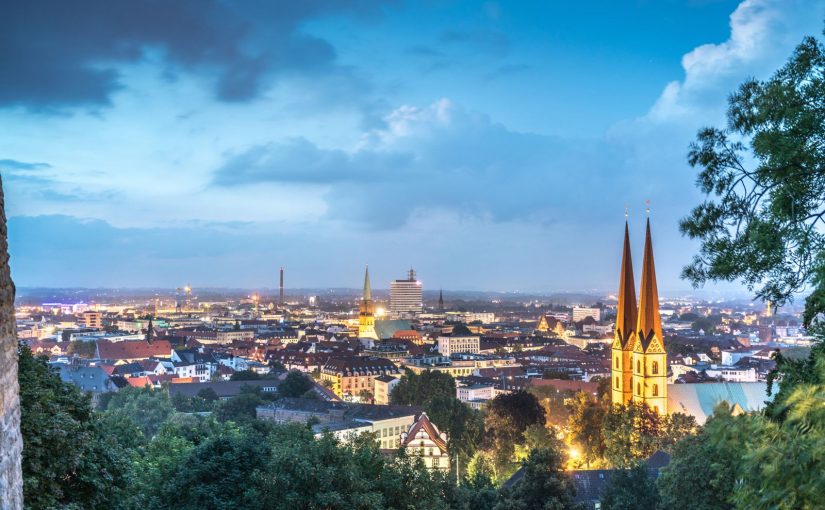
[679,30,825,325]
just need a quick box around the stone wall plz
[0,177,22,510]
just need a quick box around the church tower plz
[611,220,637,406]
[358,265,378,340]
[632,218,668,415]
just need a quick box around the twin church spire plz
[611,216,667,415]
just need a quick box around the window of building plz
[637,360,641,373]
[615,377,619,389]
[653,384,659,397]
[652,361,659,374]
[615,357,619,369]
[636,382,641,395]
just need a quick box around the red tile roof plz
[96,339,172,361]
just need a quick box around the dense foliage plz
[679,28,825,325]
[665,24,825,510]
[390,369,485,465]
[599,463,659,510]
[18,346,129,509]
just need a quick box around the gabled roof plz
[401,412,447,452]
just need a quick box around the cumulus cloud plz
[213,99,624,228]
[646,0,824,123]
[0,0,386,110]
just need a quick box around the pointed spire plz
[363,264,371,301]
[636,218,662,346]
[616,221,638,346]
[438,289,444,310]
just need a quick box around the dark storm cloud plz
[0,0,388,110]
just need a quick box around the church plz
[610,217,770,421]
[611,218,668,415]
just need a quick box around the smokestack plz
[279,266,284,305]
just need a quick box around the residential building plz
[373,374,399,405]
[257,398,418,449]
[437,324,480,357]
[572,307,601,322]
[705,366,758,383]
[400,412,450,471]
[81,311,103,329]
[320,356,400,400]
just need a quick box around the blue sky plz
[2,0,823,293]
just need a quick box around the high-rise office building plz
[390,268,423,316]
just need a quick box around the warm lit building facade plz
[81,311,103,329]
[436,325,480,357]
[358,265,378,340]
[321,356,400,400]
[611,219,668,415]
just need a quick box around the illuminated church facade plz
[358,265,379,340]
[611,218,668,415]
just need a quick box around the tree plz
[425,393,484,462]
[231,369,262,381]
[18,347,128,508]
[278,371,314,398]
[390,369,456,407]
[600,463,659,510]
[486,391,546,470]
[765,340,825,420]
[102,386,176,438]
[657,412,738,510]
[66,340,96,358]
[494,447,579,510]
[602,403,663,468]
[567,391,606,468]
[139,428,270,509]
[679,29,825,325]
[216,391,266,423]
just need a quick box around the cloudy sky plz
[2,0,823,293]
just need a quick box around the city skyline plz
[2,0,823,291]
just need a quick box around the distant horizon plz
[15,285,759,301]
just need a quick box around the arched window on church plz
[615,357,619,369]
[636,382,641,395]
[615,377,619,389]
[652,361,659,374]
[636,360,641,373]
[653,384,659,397]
